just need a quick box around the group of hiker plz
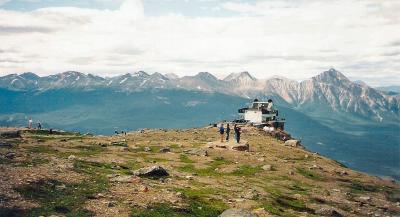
[28,117,42,130]
[219,123,242,143]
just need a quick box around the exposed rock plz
[315,207,343,217]
[262,164,272,171]
[232,143,249,151]
[216,144,228,149]
[5,152,16,159]
[219,208,258,217]
[159,147,171,153]
[132,165,169,178]
[144,147,152,152]
[185,175,194,180]
[183,148,208,157]
[288,170,294,175]
[67,155,76,161]
[284,140,300,147]
[359,196,372,202]
[0,142,13,148]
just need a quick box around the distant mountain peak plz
[224,71,256,81]
[133,71,149,77]
[20,72,40,80]
[313,68,350,83]
[150,72,168,80]
[195,72,218,80]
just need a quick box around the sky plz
[0,0,399,86]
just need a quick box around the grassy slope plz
[0,127,399,217]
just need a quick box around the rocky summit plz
[0,127,399,217]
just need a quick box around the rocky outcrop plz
[232,143,249,151]
[132,165,169,178]
[284,140,301,147]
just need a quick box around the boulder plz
[159,147,171,153]
[232,143,249,151]
[144,147,152,152]
[262,165,272,171]
[132,165,169,178]
[183,148,208,157]
[68,155,76,161]
[315,207,343,217]
[219,208,258,217]
[284,140,300,147]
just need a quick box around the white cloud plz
[0,0,399,86]
[0,0,9,6]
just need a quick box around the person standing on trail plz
[37,122,42,130]
[234,124,238,141]
[219,124,225,142]
[267,99,274,112]
[28,118,33,129]
[235,125,242,143]
[226,124,231,141]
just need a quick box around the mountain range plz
[0,68,399,180]
[1,68,399,124]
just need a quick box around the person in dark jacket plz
[226,124,231,141]
[219,124,225,142]
[234,125,241,143]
